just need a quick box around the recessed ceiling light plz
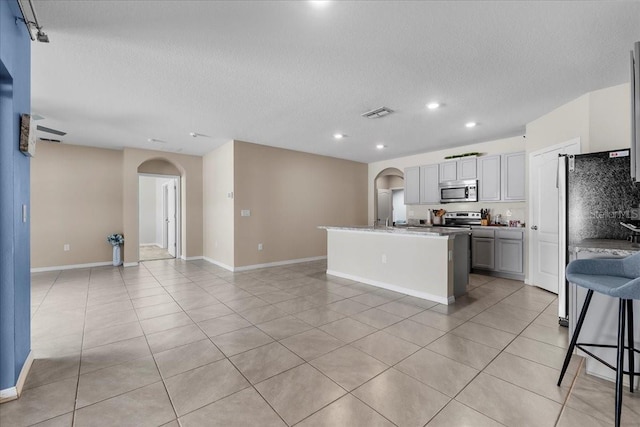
[427,102,440,110]
[376,144,386,150]
[333,133,345,140]
[309,1,330,8]
[465,122,477,128]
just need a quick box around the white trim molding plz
[326,269,453,305]
[30,261,112,273]
[0,351,34,404]
[123,262,139,268]
[181,256,204,261]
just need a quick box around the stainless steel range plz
[440,211,482,228]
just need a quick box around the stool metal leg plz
[558,289,594,386]
[615,299,626,427]
[627,299,635,393]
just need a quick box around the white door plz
[529,139,580,293]
[166,180,177,257]
[377,189,391,225]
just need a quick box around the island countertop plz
[318,225,471,238]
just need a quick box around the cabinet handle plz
[531,225,538,230]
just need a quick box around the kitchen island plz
[320,226,470,305]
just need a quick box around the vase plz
[112,245,122,266]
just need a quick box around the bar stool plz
[557,251,640,427]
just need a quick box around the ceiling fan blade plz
[36,125,66,136]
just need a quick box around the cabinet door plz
[477,155,501,201]
[439,161,457,182]
[472,237,495,270]
[457,157,477,180]
[420,164,440,204]
[496,239,523,273]
[502,152,526,201]
[404,166,420,205]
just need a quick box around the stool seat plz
[559,252,640,427]
[566,273,640,299]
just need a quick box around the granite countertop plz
[569,239,640,256]
[319,225,471,237]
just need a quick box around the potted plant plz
[107,233,124,266]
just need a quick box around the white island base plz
[323,227,470,305]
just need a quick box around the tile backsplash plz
[406,202,526,226]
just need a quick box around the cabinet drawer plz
[496,230,524,240]
[472,229,495,238]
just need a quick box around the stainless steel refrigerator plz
[558,149,640,322]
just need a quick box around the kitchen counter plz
[569,238,640,256]
[319,225,470,238]
[320,226,470,305]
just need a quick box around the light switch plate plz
[241,209,251,217]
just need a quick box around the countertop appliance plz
[438,180,478,203]
[558,149,640,323]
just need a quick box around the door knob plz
[531,225,538,230]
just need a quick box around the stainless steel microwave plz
[438,180,478,203]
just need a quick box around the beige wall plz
[233,141,368,268]
[203,142,235,268]
[31,143,123,268]
[122,148,203,264]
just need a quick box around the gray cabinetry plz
[404,166,420,205]
[502,152,526,201]
[420,164,440,204]
[439,161,457,182]
[472,228,524,280]
[439,158,477,182]
[472,237,495,270]
[477,155,501,201]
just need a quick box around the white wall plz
[138,176,157,245]
[139,175,174,246]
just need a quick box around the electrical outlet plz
[381,254,387,264]
[258,243,263,251]
[241,209,251,217]
[64,244,70,251]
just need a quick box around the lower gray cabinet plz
[472,228,524,280]
[496,239,523,273]
[472,237,495,270]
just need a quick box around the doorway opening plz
[138,174,180,261]
[374,168,405,226]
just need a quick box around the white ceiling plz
[30,1,640,163]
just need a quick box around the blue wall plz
[0,0,31,391]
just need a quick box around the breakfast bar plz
[320,226,470,305]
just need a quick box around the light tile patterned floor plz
[2,259,639,426]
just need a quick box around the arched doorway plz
[137,158,182,261]
[374,168,405,226]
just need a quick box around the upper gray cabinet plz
[420,164,440,204]
[439,157,477,182]
[502,152,526,201]
[477,155,501,201]
[404,166,420,205]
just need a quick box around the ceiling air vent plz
[361,106,394,119]
[38,138,62,143]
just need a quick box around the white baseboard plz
[326,269,453,305]
[139,243,162,247]
[181,256,204,261]
[123,262,139,268]
[203,257,235,272]
[0,351,33,404]
[202,256,326,272]
[31,261,112,273]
